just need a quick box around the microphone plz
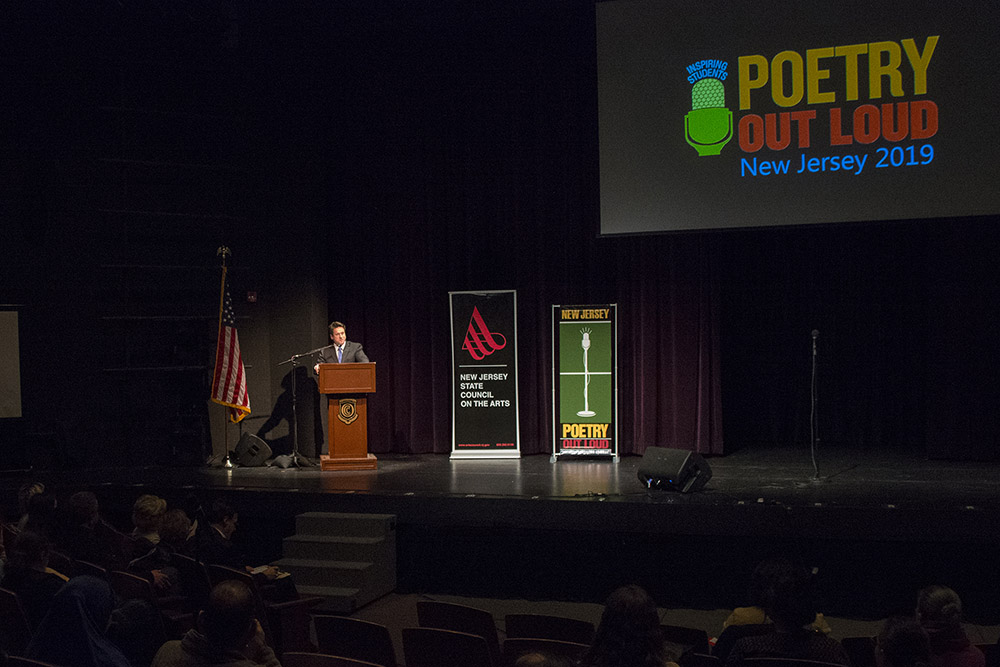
[684,76,733,156]
[811,329,819,354]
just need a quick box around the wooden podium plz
[317,362,377,471]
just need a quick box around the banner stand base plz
[450,452,521,460]
[553,451,619,463]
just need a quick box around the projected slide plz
[597,0,1000,234]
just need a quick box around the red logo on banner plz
[463,306,507,360]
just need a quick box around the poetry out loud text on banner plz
[450,290,520,459]
[553,305,617,460]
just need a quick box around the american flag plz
[211,265,250,422]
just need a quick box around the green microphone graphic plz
[685,77,733,156]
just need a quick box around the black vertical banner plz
[449,290,520,459]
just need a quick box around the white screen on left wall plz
[0,311,23,418]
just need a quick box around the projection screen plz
[597,0,1000,234]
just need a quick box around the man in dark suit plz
[313,321,369,373]
[195,499,297,602]
[312,321,371,457]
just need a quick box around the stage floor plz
[15,444,1000,540]
[7,445,1000,620]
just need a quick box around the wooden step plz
[295,512,396,538]
[280,512,398,613]
[296,586,362,614]
[274,557,372,588]
[282,534,392,562]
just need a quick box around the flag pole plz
[217,246,236,469]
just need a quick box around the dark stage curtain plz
[714,217,1000,461]
[309,4,725,457]
[329,215,724,457]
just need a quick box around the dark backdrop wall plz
[1,1,995,467]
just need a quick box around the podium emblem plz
[338,399,358,425]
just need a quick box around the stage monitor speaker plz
[233,432,271,467]
[637,447,712,493]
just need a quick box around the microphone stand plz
[577,329,595,417]
[808,330,822,481]
[277,346,328,468]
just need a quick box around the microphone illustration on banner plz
[578,328,596,417]
[684,75,733,156]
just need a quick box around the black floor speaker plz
[637,446,712,493]
[233,432,271,467]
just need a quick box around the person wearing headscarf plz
[25,575,132,667]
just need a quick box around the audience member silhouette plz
[579,584,680,667]
[724,558,849,666]
[516,653,574,667]
[128,494,167,560]
[181,493,206,538]
[59,491,124,570]
[15,481,46,531]
[715,556,832,662]
[722,555,831,634]
[129,508,194,594]
[150,579,280,667]
[20,491,58,540]
[915,585,985,667]
[194,499,246,570]
[195,499,295,601]
[0,511,5,580]
[0,530,67,630]
[25,575,133,667]
[876,616,931,667]
[159,508,196,555]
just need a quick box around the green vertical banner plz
[552,304,617,460]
